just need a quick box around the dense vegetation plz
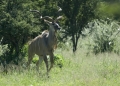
[0,0,120,85]
[0,0,120,62]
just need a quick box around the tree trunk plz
[71,33,79,53]
[14,44,19,65]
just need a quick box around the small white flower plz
[118,28,120,31]
[109,42,112,45]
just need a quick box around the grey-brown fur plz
[27,15,62,76]
[41,30,57,50]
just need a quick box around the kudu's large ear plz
[55,16,63,22]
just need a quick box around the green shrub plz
[54,54,64,68]
[82,19,120,54]
[0,44,9,59]
[0,44,9,57]
[32,56,39,64]
[0,45,8,56]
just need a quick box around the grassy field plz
[0,48,120,86]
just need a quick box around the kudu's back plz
[28,30,57,57]
[28,32,49,57]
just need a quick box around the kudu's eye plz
[52,23,56,27]
[52,23,55,26]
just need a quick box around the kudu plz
[27,9,62,76]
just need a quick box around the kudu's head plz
[30,7,62,32]
[42,16,62,31]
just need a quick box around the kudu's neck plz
[49,26,56,37]
[47,27,57,48]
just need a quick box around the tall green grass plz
[0,47,120,86]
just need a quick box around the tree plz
[0,0,40,64]
[58,0,98,52]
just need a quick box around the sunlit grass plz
[0,48,120,86]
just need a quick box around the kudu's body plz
[27,10,62,76]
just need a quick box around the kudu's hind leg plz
[36,56,43,73]
[27,53,34,69]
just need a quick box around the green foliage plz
[0,44,9,57]
[82,19,120,54]
[0,44,9,63]
[32,56,39,64]
[0,0,41,63]
[97,2,120,21]
[54,54,64,68]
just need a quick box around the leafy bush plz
[54,54,64,68]
[0,44,9,69]
[82,19,120,54]
[32,56,39,64]
[0,44,9,58]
